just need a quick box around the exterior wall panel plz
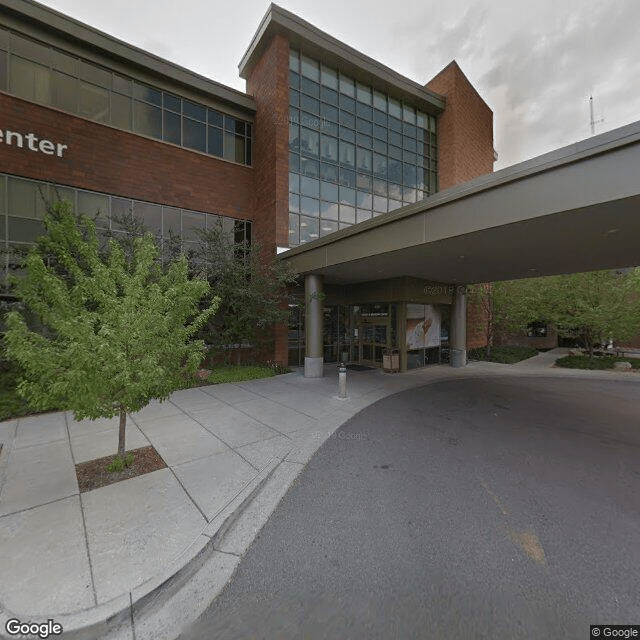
[0,94,254,219]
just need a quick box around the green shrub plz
[468,346,538,364]
[106,451,134,473]
[555,355,640,370]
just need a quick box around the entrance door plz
[360,323,388,367]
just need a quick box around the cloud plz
[480,0,640,167]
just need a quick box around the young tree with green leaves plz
[534,269,640,357]
[467,279,542,357]
[193,223,296,364]
[3,202,218,460]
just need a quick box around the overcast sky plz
[38,0,640,169]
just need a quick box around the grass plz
[203,363,288,384]
[468,346,538,364]
[0,362,290,422]
[555,355,640,370]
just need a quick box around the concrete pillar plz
[450,285,467,367]
[304,274,324,377]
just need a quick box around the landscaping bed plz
[75,445,166,493]
[554,355,640,370]
[467,346,538,364]
[0,362,290,422]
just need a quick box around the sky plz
[37,0,640,170]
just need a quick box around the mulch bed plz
[75,445,167,494]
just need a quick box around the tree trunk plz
[118,407,126,459]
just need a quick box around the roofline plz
[239,3,445,115]
[281,119,640,259]
[0,0,256,113]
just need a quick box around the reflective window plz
[2,31,253,165]
[0,174,252,289]
[287,48,437,246]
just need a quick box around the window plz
[0,173,252,289]
[287,47,437,246]
[1,31,252,164]
[527,322,548,338]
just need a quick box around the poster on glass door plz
[406,304,441,349]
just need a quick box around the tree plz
[467,280,541,356]
[533,269,640,357]
[3,202,218,460]
[193,223,296,364]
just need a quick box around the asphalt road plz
[179,375,640,640]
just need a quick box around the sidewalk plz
[0,360,638,640]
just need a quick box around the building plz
[0,0,495,371]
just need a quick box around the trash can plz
[383,348,399,373]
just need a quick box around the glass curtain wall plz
[288,49,438,246]
[0,28,252,165]
[0,174,251,291]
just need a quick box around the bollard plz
[338,362,347,398]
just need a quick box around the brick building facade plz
[0,0,495,369]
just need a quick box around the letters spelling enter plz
[0,128,67,157]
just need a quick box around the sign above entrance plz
[0,128,68,157]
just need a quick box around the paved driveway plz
[179,375,640,639]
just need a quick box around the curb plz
[0,453,288,640]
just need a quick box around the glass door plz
[360,322,389,367]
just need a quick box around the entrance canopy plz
[281,120,640,284]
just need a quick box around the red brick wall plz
[245,33,290,251]
[425,61,494,191]
[426,63,494,349]
[245,33,290,365]
[0,93,253,219]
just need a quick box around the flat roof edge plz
[0,0,256,112]
[280,118,640,259]
[239,3,444,113]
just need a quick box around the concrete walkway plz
[0,360,638,640]
[511,346,571,368]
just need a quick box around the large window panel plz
[10,57,50,103]
[320,201,339,221]
[288,213,299,245]
[163,110,181,145]
[339,141,355,168]
[300,127,320,158]
[133,82,161,106]
[183,118,206,153]
[133,201,162,236]
[223,132,235,161]
[79,82,109,122]
[0,51,6,91]
[300,197,320,217]
[356,147,372,173]
[184,100,206,122]
[300,176,319,198]
[182,210,206,241]
[300,157,319,178]
[299,215,319,243]
[8,178,47,219]
[134,101,162,139]
[78,191,109,228]
[320,181,339,202]
[162,206,181,237]
[320,135,338,163]
[110,92,132,130]
[207,126,222,157]
[300,55,319,81]
[8,217,44,243]
[320,162,338,183]
[51,71,77,112]
[320,219,338,236]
